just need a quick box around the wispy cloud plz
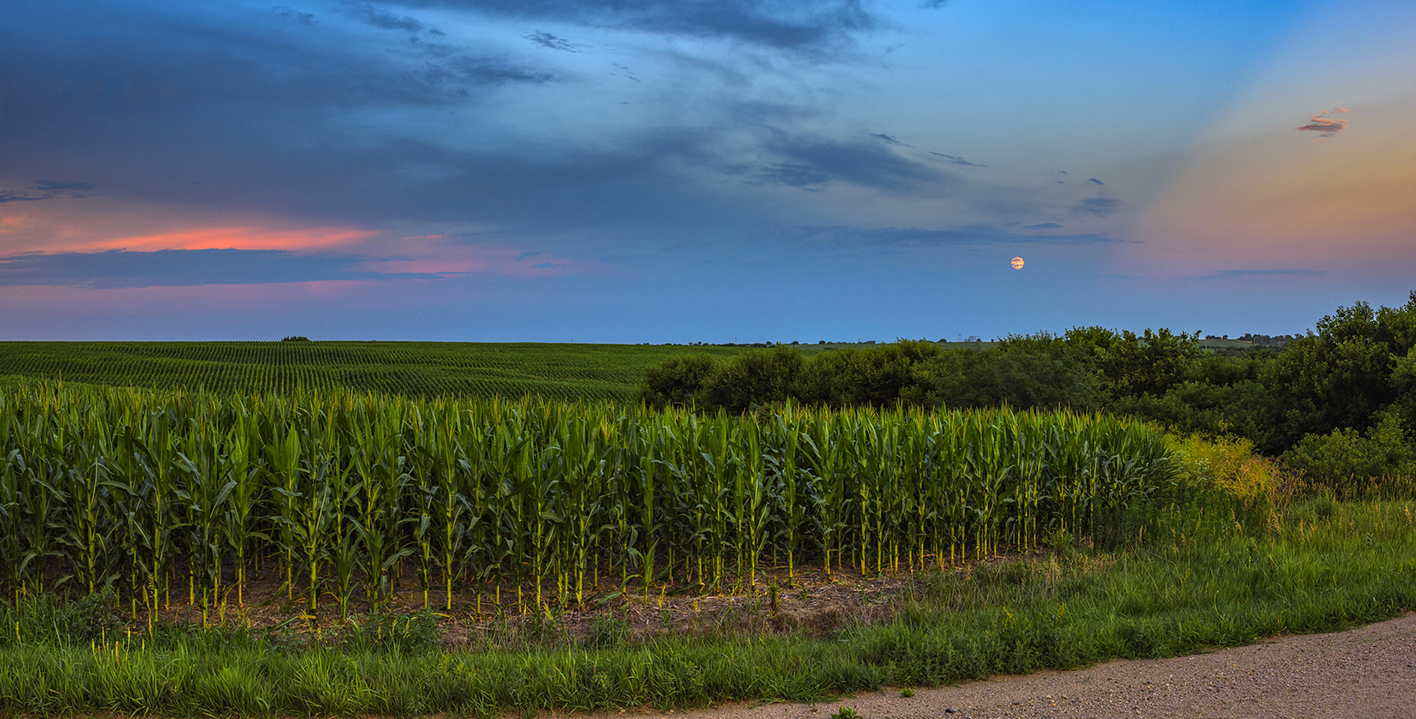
[34,180,96,192]
[869,133,986,167]
[515,250,542,261]
[775,224,1128,247]
[386,0,878,54]
[0,180,97,203]
[869,133,908,146]
[1086,178,1104,185]
[272,5,318,25]
[0,249,443,288]
[1296,106,1349,137]
[1024,222,1062,230]
[926,152,986,168]
[1203,268,1324,279]
[342,1,443,35]
[756,135,952,193]
[0,191,48,203]
[1075,197,1120,217]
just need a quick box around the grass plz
[0,493,1411,717]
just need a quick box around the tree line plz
[640,292,1416,490]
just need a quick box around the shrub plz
[907,348,1102,411]
[637,354,720,408]
[1282,412,1416,499]
[699,347,805,414]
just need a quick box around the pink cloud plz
[1296,107,1350,137]
[88,226,378,252]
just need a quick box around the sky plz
[2,0,1414,342]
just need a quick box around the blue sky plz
[2,0,1413,341]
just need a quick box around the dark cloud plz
[776,224,1127,247]
[525,30,581,52]
[1204,268,1324,279]
[1024,222,1062,230]
[386,0,875,52]
[926,152,986,168]
[515,250,542,261]
[1086,178,1104,185]
[34,180,96,191]
[1075,197,1120,217]
[0,249,441,289]
[0,2,553,128]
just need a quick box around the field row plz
[0,341,746,401]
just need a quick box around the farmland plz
[0,341,755,402]
[1,317,1414,717]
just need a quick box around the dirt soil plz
[640,612,1416,719]
[131,558,923,644]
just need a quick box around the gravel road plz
[648,612,1416,719]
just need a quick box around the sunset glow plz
[2,0,1412,340]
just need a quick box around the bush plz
[1282,412,1416,498]
[907,348,1102,411]
[699,347,805,414]
[637,354,720,408]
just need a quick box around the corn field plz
[0,379,1176,622]
[0,341,745,402]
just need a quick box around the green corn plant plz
[636,417,660,598]
[268,422,302,601]
[408,434,437,610]
[220,411,261,607]
[428,405,473,612]
[49,408,119,598]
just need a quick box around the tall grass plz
[0,379,1175,615]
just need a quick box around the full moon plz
[1011,256,1024,269]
